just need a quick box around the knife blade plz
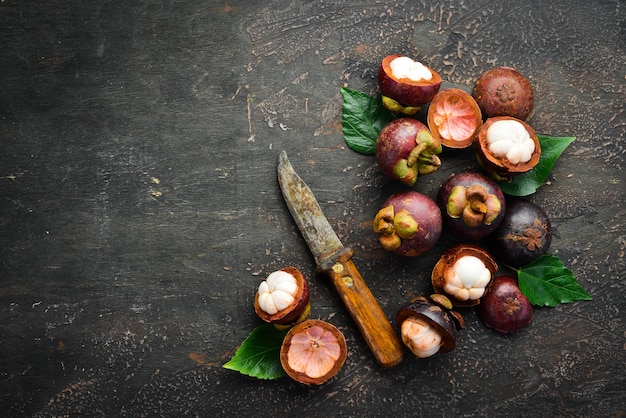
[277,150,403,368]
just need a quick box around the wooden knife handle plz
[318,247,404,368]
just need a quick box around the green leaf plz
[223,324,288,380]
[341,87,396,155]
[517,254,593,307]
[498,135,575,196]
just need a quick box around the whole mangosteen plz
[490,199,552,268]
[472,66,534,121]
[477,275,533,334]
[373,191,442,257]
[376,118,442,186]
[437,172,506,241]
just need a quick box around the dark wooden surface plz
[1,1,624,416]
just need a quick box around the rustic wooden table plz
[1,1,624,416]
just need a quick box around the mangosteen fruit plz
[490,200,552,268]
[476,116,541,181]
[431,243,498,307]
[472,66,534,121]
[376,118,442,186]
[373,191,442,257]
[437,172,506,240]
[280,319,347,385]
[477,275,533,334]
[255,267,311,326]
[427,88,483,149]
[378,55,442,115]
[395,295,463,358]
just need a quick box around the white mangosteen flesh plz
[257,270,298,315]
[443,255,492,301]
[390,56,433,82]
[486,119,535,165]
[400,317,443,358]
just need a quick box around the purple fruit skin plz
[381,191,442,257]
[477,276,533,334]
[437,172,506,240]
[491,200,552,268]
[376,118,428,181]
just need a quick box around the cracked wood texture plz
[0,1,624,417]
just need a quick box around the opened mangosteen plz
[378,55,442,115]
[490,200,552,268]
[427,88,483,149]
[376,118,442,186]
[373,191,442,257]
[254,267,310,326]
[476,116,541,182]
[431,243,498,307]
[472,66,534,121]
[437,172,506,240]
[396,295,463,358]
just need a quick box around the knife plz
[277,150,404,368]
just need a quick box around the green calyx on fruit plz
[392,138,442,186]
[376,118,442,186]
[437,172,506,240]
[446,184,502,227]
[373,206,418,251]
[382,95,421,115]
[373,191,443,257]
